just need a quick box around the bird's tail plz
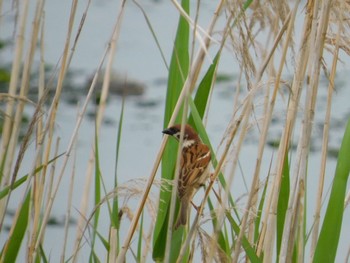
[174,200,189,230]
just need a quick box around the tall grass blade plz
[89,130,102,262]
[277,153,290,259]
[255,174,268,244]
[113,96,126,222]
[137,211,144,262]
[226,212,262,263]
[313,118,350,263]
[105,97,126,261]
[38,244,48,263]
[96,231,109,251]
[0,153,64,200]
[152,0,189,260]
[188,52,219,126]
[1,190,31,262]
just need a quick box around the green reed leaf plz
[313,118,350,263]
[153,0,190,260]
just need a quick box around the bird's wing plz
[178,144,211,198]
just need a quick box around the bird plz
[162,124,211,229]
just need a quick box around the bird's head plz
[162,124,200,147]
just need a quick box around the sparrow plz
[162,124,211,229]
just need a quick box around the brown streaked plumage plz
[162,124,211,229]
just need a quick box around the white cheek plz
[174,132,180,140]
[182,139,195,148]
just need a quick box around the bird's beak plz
[162,128,175,135]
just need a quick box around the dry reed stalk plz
[32,26,47,250]
[31,14,47,259]
[0,0,28,180]
[27,0,92,256]
[235,2,299,261]
[27,109,47,263]
[40,138,60,253]
[0,94,36,104]
[259,4,314,263]
[210,65,261,263]
[96,1,124,130]
[241,7,298,260]
[0,95,48,263]
[116,1,226,261]
[284,179,304,262]
[31,0,80,259]
[40,0,79,182]
[61,141,77,262]
[65,57,106,261]
[22,0,94,258]
[108,227,119,261]
[141,226,154,263]
[297,180,305,262]
[279,1,332,262]
[12,1,46,261]
[33,2,91,229]
[309,4,343,260]
[37,12,46,126]
[0,0,47,257]
[247,61,275,253]
[0,0,29,231]
[247,88,265,255]
[219,90,250,231]
[6,0,45,184]
[36,12,45,167]
[70,1,126,261]
[205,13,245,255]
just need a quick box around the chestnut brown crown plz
[162,124,200,143]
